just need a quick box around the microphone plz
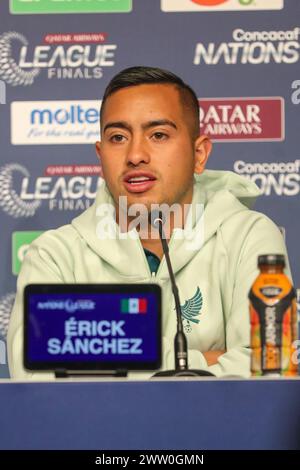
[149,210,214,377]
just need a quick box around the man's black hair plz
[100,66,200,139]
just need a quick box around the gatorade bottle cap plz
[258,254,285,267]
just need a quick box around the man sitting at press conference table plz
[7,66,291,380]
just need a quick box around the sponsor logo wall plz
[0,0,299,377]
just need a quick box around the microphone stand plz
[150,211,214,378]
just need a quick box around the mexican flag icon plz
[121,298,147,314]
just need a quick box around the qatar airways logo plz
[162,0,283,12]
[199,98,284,142]
[194,27,300,65]
[11,101,100,145]
[0,31,116,86]
[234,159,300,196]
[0,163,102,217]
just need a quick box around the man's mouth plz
[123,172,157,193]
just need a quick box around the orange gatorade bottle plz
[249,254,298,377]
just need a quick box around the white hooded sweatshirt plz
[7,170,290,379]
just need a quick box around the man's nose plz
[126,136,150,166]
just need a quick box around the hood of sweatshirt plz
[71,170,260,279]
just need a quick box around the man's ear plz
[194,135,212,175]
[95,141,104,178]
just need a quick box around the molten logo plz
[191,0,228,5]
[11,100,101,145]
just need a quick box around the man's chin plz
[121,193,162,211]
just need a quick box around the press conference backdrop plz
[0,0,299,378]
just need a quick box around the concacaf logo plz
[0,32,40,86]
[0,164,41,218]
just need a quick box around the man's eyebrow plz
[142,119,177,131]
[103,121,132,133]
[103,119,177,133]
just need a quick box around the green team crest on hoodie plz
[180,286,203,333]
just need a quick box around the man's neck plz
[140,196,194,259]
[141,238,164,260]
[115,187,194,260]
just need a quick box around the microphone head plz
[148,209,166,229]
